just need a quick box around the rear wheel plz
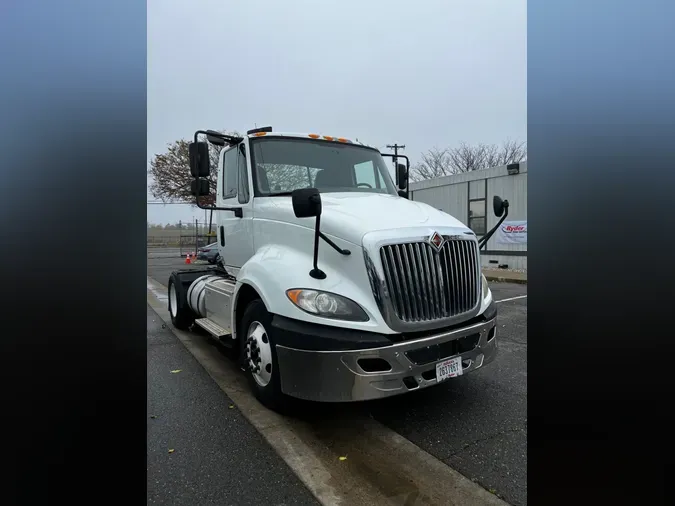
[168,274,195,330]
[239,299,287,412]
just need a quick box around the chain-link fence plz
[147,220,217,257]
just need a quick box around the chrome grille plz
[379,238,480,323]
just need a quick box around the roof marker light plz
[323,136,334,141]
[308,134,320,139]
[247,126,273,135]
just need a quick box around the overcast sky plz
[147,0,526,225]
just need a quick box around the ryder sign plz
[496,220,527,244]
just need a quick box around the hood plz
[254,193,470,245]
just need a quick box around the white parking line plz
[496,295,527,303]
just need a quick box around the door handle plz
[219,226,225,246]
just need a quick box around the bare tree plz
[148,130,239,205]
[409,147,453,181]
[410,139,526,182]
[483,139,527,168]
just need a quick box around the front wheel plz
[239,299,287,412]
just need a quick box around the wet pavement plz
[368,282,527,505]
[147,304,318,505]
[147,251,527,505]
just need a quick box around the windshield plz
[250,137,398,196]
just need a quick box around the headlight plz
[481,273,489,301]
[286,289,369,322]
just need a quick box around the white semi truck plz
[168,127,510,411]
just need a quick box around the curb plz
[485,275,527,285]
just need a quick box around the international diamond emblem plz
[429,232,444,251]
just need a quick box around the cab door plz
[217,141,254,275]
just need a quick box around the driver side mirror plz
[189,141,210,177]
[397,163,408,190]
[292,188,322,218]
[493,195,509,217]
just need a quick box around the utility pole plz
[387,143,405,160]
[386,143,405,185]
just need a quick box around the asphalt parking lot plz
[147,251,527,505]
[147,306,319,505]
[147,247,193,260]
[369,281,527,504]
[147,253,208,284]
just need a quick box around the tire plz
[239,299,287,412]
[168,274,195,330]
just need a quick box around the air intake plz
[378,238,480,323]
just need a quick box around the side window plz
[354,161,380,189]
[223,147,238,200]
[237,145,250,204]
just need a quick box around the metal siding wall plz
[483,172,527,269]
[412,182,468,224]
[410,163,528,271]
[485,173,527,251]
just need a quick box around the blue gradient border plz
[1,1,147,503]
[529,0,672,503]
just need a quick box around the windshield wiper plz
[266,191,294,196]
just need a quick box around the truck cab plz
[168,127,505,411]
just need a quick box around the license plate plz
[436,356,463,382]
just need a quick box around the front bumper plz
[274,314,498,402]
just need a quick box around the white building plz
[409,162,527,270]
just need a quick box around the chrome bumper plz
[275,317,497,402]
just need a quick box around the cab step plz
[194,318,232,339]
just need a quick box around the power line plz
[386,143,405,161]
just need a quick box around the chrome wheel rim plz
[169,284,178,318]
[246,321,273,387]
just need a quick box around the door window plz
[223,147,238,200]
[237,145,250,204]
